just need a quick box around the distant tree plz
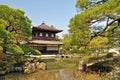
[69,0,120,52]
[61,34,72,54]
[51,25,55,28]
[55,35,60,40]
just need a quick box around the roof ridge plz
[32,23,63,33]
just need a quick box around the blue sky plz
[0,0,77,37]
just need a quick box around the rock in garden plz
[78,60,86,71]
[9,64,15,72]
[35,62,40,69]
[14,67,23,72]
[23,61,47,74]
[23,61,36,74]
[39,62,47,70]
[0,70,6,76]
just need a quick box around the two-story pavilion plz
[28,23,63,54]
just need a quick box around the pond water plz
[55,69,74,80]
[0,69,75,80]
[0,58,110,80]
[0,59,78,80]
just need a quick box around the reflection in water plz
[55,69,74,80]
[0,69,75,80]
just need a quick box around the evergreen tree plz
[68,0,120,52]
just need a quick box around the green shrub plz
[34,50,41,55]
[21,44,41,55]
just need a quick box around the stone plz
[30,63,36,72]
[39,62,47,70]
[24,68,31,74]
[23,62,36,74]
[14,67,23,72]
[78,60,86,71]
[9,64,15,72]
[35,62,40,69]
[24,61,30,66]
[0,70,6,76]
[23,61,47,74]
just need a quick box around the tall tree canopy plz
[68,0,120,51]
[0,5,31,54]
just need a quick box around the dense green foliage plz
[63,0,120,54]
[0,5,41,70]
[21,45,41,55]
[0,5,32,53]
[0,46,3,51]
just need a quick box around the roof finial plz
[41,21,45,25]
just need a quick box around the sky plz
[0,0,77,38]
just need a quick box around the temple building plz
[28,23,63,54]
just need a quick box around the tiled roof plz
[28,40,62,45]
[32,23,63,33]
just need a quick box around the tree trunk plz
[3,47,7,54]
[2,38,7,54]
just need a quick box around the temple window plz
[36,33,38,37]
[39,33,43,36]
[51,34,54,37]
[46,33,49,37]
[47,46,58,51]
[33,33,36,37]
